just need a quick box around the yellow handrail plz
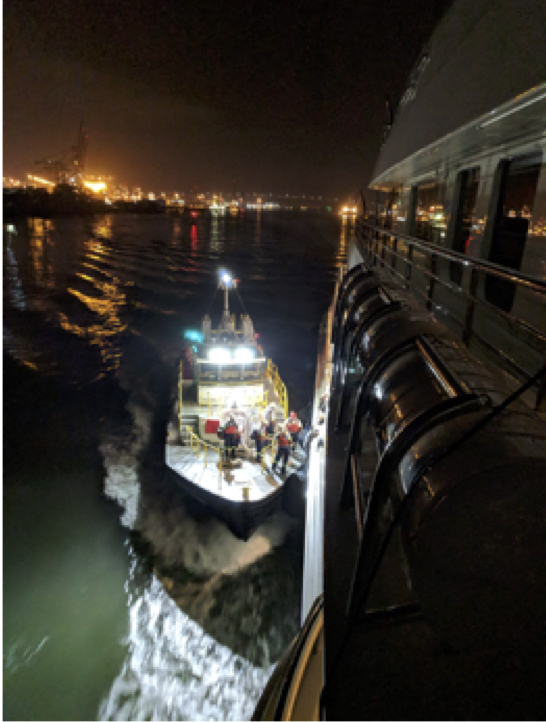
[266,359,289,417]
[178,359,184,434]
[183,424,223,471]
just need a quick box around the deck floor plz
[165,444,303,501]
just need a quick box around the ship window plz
[384,189,400,229]
[450,167,480,284]
[413,181,446,243]
[485,152,542,312]
[375,188,400,229]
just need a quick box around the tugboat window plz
[485,152,542,312]
[449,167,480,284]
[413,181,446,244]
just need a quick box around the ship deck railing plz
[180,424,225,471]
[180,424,280,477]
[355,218,546,409]
[265,359,289,417]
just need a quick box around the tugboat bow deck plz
[166,442,306,502]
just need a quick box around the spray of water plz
[101,400,154,528]
[99,549,273,721]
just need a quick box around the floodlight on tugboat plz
[209,347,231,364]
[235,347,255,363]
[219,270,232,287]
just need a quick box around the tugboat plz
[165,271,306,540]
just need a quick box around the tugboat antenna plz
[218,271,237,330]
[223,281,230,315]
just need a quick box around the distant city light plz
[4,176,346,214]
[27,174,55,187]
[84,181,107,193]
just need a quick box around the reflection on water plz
[65,275,127,373]
[209,213,226,255]
[5,227,26,311]
[254,207,262,247]
[30,219,55,288]
[3,211,347,720]
[4,636,50,675]
[94,215,114,240]
[100,548,270,722]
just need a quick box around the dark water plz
[3,211,349,720]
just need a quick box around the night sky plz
[4,0,452,196]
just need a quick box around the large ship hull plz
[253,0,546,716]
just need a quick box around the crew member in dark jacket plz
[223,416,239,461]
[265,417,276,438]
[272,427,292,475]
[251,423,267,462]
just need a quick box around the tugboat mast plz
[219,271,237,332]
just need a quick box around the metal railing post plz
[405,243,414,289]
[535,363,546,411]
[463,267,479,345]
[353,221,546,398]
[426,252,438,311]
[178,359,183,434]
[364,226,372,264]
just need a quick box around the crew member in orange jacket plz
[285,411,303,445]
[272,427,292,475]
